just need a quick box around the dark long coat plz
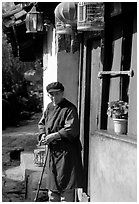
[38,98,84,192]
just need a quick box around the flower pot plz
[113,118,127,135]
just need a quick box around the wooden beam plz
[98,70,134,78]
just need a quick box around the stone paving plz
[2,113,41,202]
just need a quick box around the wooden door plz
[79,37,102,193]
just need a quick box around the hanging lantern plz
[25,5,43,33]
[77,2,104,31]
[54,2,77,35]
[55,2,77,24]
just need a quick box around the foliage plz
[2,32,43,123]
[2,2,15,13]
[107,100,128,119]
[2,32,34,92]
[2,2,43,120]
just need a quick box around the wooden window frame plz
[99,4,134,132]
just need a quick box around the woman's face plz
[48,91,64,106]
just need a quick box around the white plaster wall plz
[43,26,57,111]
[89,134,137,202]
[43,28,79,110]
[57,51,79,107]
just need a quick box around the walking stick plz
[34,145,49,202]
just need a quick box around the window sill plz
[93,130,137,146]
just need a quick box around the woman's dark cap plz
[46,82,64,93]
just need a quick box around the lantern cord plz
[34,2,37,7]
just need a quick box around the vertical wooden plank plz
[79,38,91,193]
[79,41,86,190]
[100,19,113,130]
[128,14,137,136]
[78,35,84,119]
[79,43,87,158]
[90,40,102,134]
[89,39,102,196]
[121,13,134,102]
[97,40,104,130]
[108,36,122,132]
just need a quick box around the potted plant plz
[107,100,128,134]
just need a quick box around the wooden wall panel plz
[108,37,122,132]
[128,15,137,136]
[90,40,102,134]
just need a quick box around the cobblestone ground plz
[2,113,41,202]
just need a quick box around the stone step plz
[4,166,24,181]
[20,151,48,201]
[20,151,43,180]
[25,171,48,201]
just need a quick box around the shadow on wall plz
[57,51,79,106]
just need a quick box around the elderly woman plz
[38,82,84,202]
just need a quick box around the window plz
[99,3,135,134]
